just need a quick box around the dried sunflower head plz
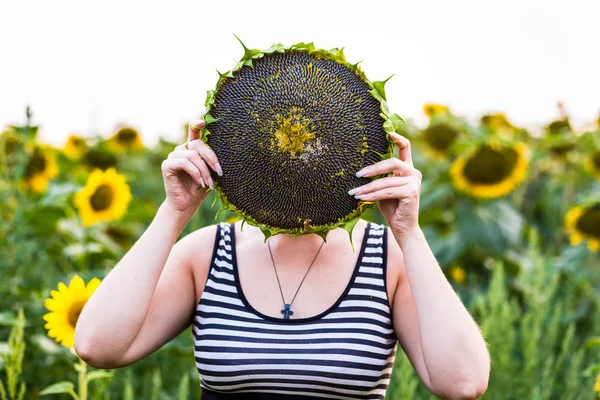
[199,40,398,241]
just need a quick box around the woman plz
[74,120,490,399]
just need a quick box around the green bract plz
[200,37,402,245]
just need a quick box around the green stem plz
[68,389,80,400]
[78,357,87,400]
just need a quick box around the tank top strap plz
[205,222,236,285]
[342,221,392,317]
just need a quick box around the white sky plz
[1,0,599,147]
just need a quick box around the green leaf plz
[203,113,218,125]
[427,229,466,266]
[383,119,395,133]
[259,226,274,242]
[342,215,361,251]
[584,337,600,348]
[316,230,329,243]
[327,47,346,63]
[390,113,405,132]
[583,363,600,376]
[39,381,75,396]
[205,90,215,106]
[262,43,285,54]
[40,182,82,207]
[216,69,234,80]
[293,42,315,52]
[73,362,86,373]
[368,88,383,102]
[87,370,114,382]
[380,101,390,118]
[177,373,190,400]
[371,74,394,101]
[233,33,261,60]
[0,378,7,400]
[17,382,25,400]
[419,182,454,210]
[0,312,17,327]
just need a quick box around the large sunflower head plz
[421,122,461,159]
[82,146,118,171]
[63,134,88,160]
[584,151,600,180]
[24,146,59,193]
[199,39,396,241]
[109,126,144,152]
[74,168,132,227]
[450,142,530,199]
[43,275,101,348]
[564,203,600,252]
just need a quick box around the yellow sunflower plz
[448,265,466,284]
[24,146,59,193]
[564,203,600,252]
[480,113,518,135]
[423,103,449,118]
[63,134,88,160]
[584,151,600,179]
[450,142,530,199]
[74,168,132,227]
[594,373,600,395]
[82,146,118,171]
[422,122,461,159]
[109,126,144,152]
[43,275,102,348]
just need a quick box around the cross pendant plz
[281,303,294,320]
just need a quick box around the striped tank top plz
[192,221,398,399]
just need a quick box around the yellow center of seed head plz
[90,184,114,211]
[273,107,315,157]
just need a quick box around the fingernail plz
[348,188,359,195]
[208,176,214,190]
[356,168,369,177]
[354,194,365,199]
[199,177,206,188]
[215,162,223,176]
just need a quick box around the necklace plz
[267,238,325,320]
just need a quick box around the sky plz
[1,0,599,147]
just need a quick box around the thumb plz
[188,119,205,141]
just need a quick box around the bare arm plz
[74,119,222,368]
[392,228,490,399]
[349,131,489,399]
[75,203,197,368]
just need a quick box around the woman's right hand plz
[161,119,223,216]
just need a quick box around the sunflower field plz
[2,105,600,399]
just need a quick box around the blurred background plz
[1,1,600,399]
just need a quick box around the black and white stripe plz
[193,222,397,399]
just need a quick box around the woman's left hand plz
[348,132,422,237]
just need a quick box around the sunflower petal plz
[588,239,600,252]
[86,277,102,295]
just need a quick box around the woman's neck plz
[268,231,329,253]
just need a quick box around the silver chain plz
[267,238,325,309]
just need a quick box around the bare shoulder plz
[385,226,404,309]
[174,223,220,305]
